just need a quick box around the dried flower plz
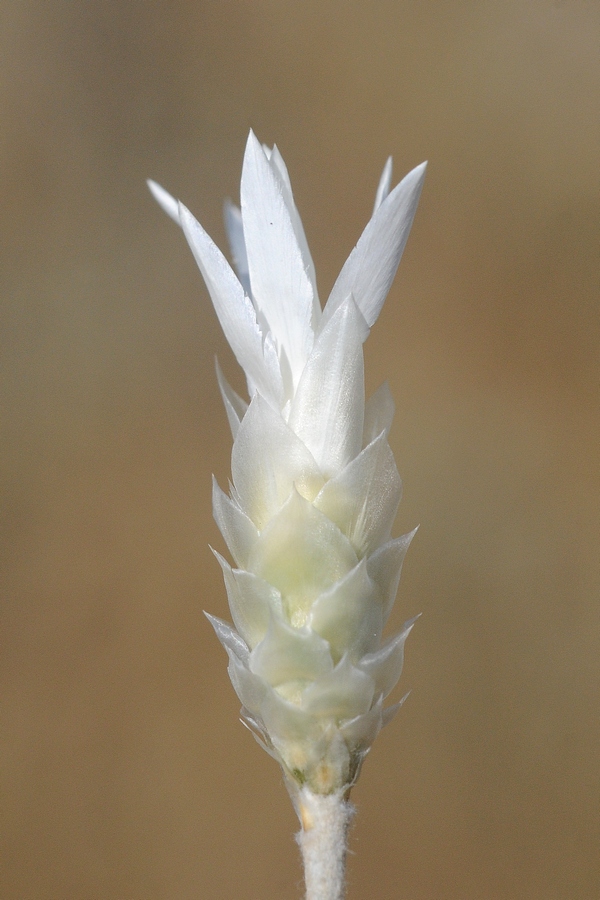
[148,132,425,802]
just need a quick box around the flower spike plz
[149,134,425,898]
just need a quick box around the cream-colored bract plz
[148,132,425,799]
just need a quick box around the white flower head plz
[149,131,426,798]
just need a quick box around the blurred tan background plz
[1,2,598,898]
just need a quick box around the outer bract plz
[149,132,425,799]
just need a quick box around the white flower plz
[149,132,426,798]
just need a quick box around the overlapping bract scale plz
[288,296,367,477]
[149,133,425,795]
[231,395,325,530]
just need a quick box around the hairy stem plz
[296,788,354,900]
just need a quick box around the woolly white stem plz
[296,788,354,900]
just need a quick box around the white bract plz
[149,132,425,798]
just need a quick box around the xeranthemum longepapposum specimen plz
[149,132,425,896]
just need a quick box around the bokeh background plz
[1,2,598,898]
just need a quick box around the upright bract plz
[148,132,425,803]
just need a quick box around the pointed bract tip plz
[147,179,181,225]
[399,160,427,193]
[402,612,422,635]
[246,128,262,153]
[412,160,428,182]
[373,157,394,214]
[245,129,276,168]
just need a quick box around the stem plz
[296,788,354,900]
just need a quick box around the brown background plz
[1,2,598,898]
